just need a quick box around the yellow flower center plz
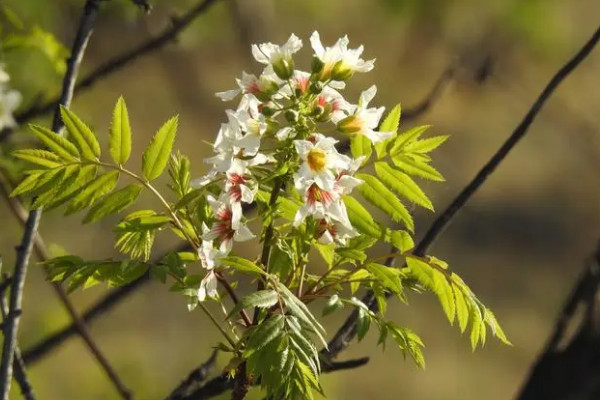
[307,148,327,172]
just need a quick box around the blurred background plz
[1,0,600,398]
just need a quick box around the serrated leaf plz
[485,309,511,345]
[219,256,265,276]
[405,256,434,288]
[60,106,101,159]
[453,285,469,333]
[470,309,482,350]
[387,230,414,253]
[45,165,98,211]
[432,269,455,324]
[66,170,119,214]
[322,294,343,316]
[375,162,433,210]
[366,263,402,294]
[374,104,401,158]
[343,196,383,238]
[391,154,444,181]
[350,135,372,163]
[13,149,63,168]
[30,124,79,161]
[109,96,132,165]
[83,184,142,223]
[390,125,431,154]
[142,115,178,181]
[315,243,334,267]
[245,314,284,355]
[11,170,44,197]
[355,174,414,231]
[227,290,279,319]
[404,135,449,154]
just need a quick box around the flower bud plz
[272,57,295,80]
[309,81,323,95]
[284,109,299,123]
[311,56,324,74]
[260,103,276,117]
[311,104,325,117]
[331,61,354,81]
[316,103,333,123]
[337,115,362,134]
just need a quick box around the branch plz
[0,271,35,400]
[163,350,218,400]
[517,243,600,399]
[0,0,220,144]
[0,0,108,397]
[168,356,369,400]
[325,22,600,362]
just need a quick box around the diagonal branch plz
[0,0,220,144]
[324,22,600,362]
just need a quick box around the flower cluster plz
[0,65,21,131]
[194,31,393,301]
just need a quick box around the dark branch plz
[0,273,36,400]
[325,22,600,362]
[0,0,220,144]
[163,350,218,400]
[517,243,600,399]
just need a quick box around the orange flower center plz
[307,148,327,172]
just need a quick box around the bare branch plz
[164,350,219,400]
[0,0,220,144]
[0,273,36,400]
[325,22,600,362]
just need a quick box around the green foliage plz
[142,116,178,181]
[109,96,132,165]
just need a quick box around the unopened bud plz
[309,81,324,95]
[273,57,295,80]
[331,61,354,81]
[311,56,324,74]
[312,104,325,117]
[284,109,299,123]
[261,103,276,117]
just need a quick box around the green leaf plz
[66,170,119,214]
[13,149,63,168]
[60,106,101,160]
[485,309,512,346]
[432,269,456,324]
[315,243,335,267]
[366,263,402,294]
[83,184,142,223]
[227,290,279,319]
[11,170,44,197]
[405,256,434,288]
[30,124,79,161]
[390,125,430,154]
[356,308,371,341]
[219,256,265,276]
[322,294,343,316]
[387,230,414,253]
[45,165,98,211]
[453,285,469,333]
[391,154,444,181]
[142,116,178,181]
[374,104,401,158]
[375,162,433,210]
[404,135,449,154]
[245,314,284,355]
[277,283,327,348]
[350,135,372,163]
[109,96,132,165]
[342,195,383,239]
[355,174,414,231]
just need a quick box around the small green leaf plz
[453,285,469,333]
[391,154,444,181]
[404,135,449,154]
[109,96,132,165]
[322,294,343,316]
[83,184,142,223]
[60,106,101,159]
[387,230,414,253]
[355,174,414,231]
[219,256,265,276]
[366,263,402,294]
[375,162,433,210]
[343,195,384,239]
[390,125,431,154]
[66,170,119,214]
[356,308,371,341]
[13,149,63,168]
[30,124,79,161]
[432,270,456,324]
[227,290,279,319]
[374,104,401,158]
[142,116,178,181]
[350,135,372,163]
[11,171,44,197]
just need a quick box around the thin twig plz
[324,22,600,362]
[0,273,36,400]
[163,350,219,400]
[0,0,220,143]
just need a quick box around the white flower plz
[252,34,302,79]
[198,270,218,302]
[0,66,21,130]
[225,159,257,205]
[294,134,350,191]
[316,216,358,245]
[216,67,280,102]
[310,31,374,81]
[204,195,254,254]
[336,85,393,144]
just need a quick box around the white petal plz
[310,31,325,57]
[276,127,294,140]
[294,140,313,158]
[251,44,270,64]
[234,224,255,242]
[318,230,334,245]
[215,89,241,101]
[293,205,310,227]
[359,85,377,107]
[284,33,303,54]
